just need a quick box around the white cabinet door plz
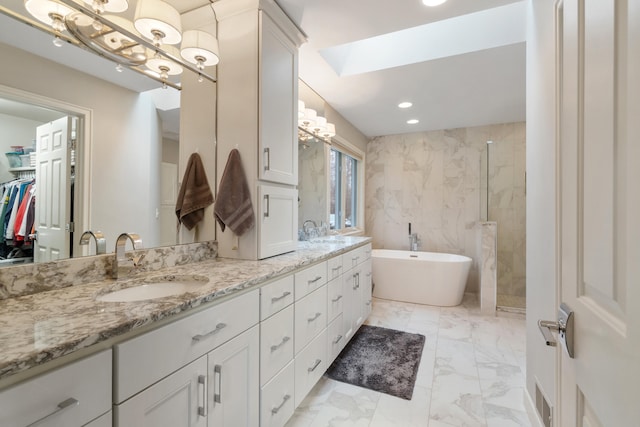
[258,184,298,259]
[208,325,259,427]
[115,356,207,427]
[342,270,356,342]
[258,12,298,186]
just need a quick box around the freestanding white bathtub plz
[371,249,472,307]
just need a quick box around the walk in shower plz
[480,128,526,311]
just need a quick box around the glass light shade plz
[146,45,183,77]
[313,116,327,133]
[180,30,219,69]
[134,0,182,45]
[83,0,128,13]
[322,123,336,138]
[422,0,447,6]
[299,108,317,128]
[24,0,74,29]
[298,100,305,119]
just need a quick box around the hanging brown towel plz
[175,152,214,230]
[214,148,255,236]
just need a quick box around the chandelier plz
[19,0,219,89]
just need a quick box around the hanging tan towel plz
[214,148,255,236]
[175,152,214,230]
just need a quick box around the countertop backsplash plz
[0,241,218,300]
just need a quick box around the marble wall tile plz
[365,122,525,298]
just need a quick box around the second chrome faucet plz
[113,233,144,279]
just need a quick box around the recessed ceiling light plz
[398,101,412,109]
[422,0,448,6]
[407,119,419,124]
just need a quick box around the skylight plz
[319,1,526,76]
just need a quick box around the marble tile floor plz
[286,295,530,427]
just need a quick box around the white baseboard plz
[524,389,544,427]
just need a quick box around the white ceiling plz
[276,0,526,137]
[0,0,526,139]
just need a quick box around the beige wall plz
[299,80,368,153]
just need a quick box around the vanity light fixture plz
[297,101,336,144]
[20,0,219,89]
[407,119,420,124]
[422,0,448,6]
[398,101,413,108]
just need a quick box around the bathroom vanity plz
[0,237,372,427]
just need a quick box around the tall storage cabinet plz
[214,0,306,260]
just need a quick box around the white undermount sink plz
[96,275,210,302]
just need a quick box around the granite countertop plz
[0,237,371,385]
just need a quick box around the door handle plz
[538,302,574,358]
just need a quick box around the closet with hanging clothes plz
[0,177,36,264]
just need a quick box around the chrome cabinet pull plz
[331,266,342,272]
[308,276,322,284]
[270,336,291,352]
[264,195,270,218]
[352,256,359,263]
[264,147,270,171]
[271,291,291,303]
[307,359,321,372]
[365,300,372,306]
[307,312,321,322]
[192,323,227,342]
[197,375,207,417]
[271,394,291,415]
[333,334,343,345]
[353,273,359,290]
[26,397,78,427]
[331,295,343,303]
[214,365,222,403]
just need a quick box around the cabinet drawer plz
[294,329,327,407]
[327,255,343,280]
[260,274,294,321]
[260,361,295,427]
[327,314,345,364]
[343,244,372,270]
[86,411,112,427]
[115,289,259,403]
[294,261,327,300]
[260,305,294,386]
[294,285,327,354]
[327,276,344,322]
[0,350,112,427]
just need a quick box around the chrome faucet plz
[113,233,144,279]
[79,230,106,255]
[409,233,420,251]
[302,220,318,240]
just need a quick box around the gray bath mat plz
[325,325,425,400]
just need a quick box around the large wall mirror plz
[0,0,217,267]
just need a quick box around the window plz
[329,148,359,230]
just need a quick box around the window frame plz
[327,136,365,235]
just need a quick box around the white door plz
[115,355,207,427]
[34,116,71,262]
[208,325,259,427]
[557,0,640,424]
